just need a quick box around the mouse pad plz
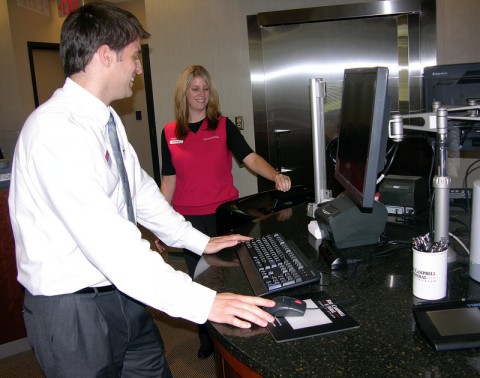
[266,291,359,343]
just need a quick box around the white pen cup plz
[412,248,448,300]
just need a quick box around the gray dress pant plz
[23,289,172,377]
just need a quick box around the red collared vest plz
[164,116,238,215]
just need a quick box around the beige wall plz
[2,0,480,193]
[0,0,36,158]
[6,0,64,124]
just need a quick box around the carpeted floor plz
[0,232,216,377]
[148,259,216,378]
[149,305,216,378]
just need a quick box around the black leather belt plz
[74,285,116,294]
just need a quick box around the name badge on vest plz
[170,139,183,145]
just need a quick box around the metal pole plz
[433,107,451,243]
[307,78,332,218]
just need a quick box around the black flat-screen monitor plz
[334,66,390,209]
[315,67,390,251]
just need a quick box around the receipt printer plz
[379,175,428,216]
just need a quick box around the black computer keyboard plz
[235,233,320,296]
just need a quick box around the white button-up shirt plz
[9,78,215,324]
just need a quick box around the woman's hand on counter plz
[208,293,275,328]
[274,173,291,192]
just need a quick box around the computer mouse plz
[264,296,306,317]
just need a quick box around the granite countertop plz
[195,204,480,377]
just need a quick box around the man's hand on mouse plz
[208,293,275,328]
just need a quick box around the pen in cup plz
[412,233,448,253]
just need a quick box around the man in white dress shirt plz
[8,3,274,377]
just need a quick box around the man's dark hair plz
[60,2,151,77]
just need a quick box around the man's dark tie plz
[107,113,135,223]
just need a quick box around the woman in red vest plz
[160,65,291,358]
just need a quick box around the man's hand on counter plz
[203,234,252,254]
[208,293,275,328]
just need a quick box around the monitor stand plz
[314,192,388,250]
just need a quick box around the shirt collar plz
[63,78,111,131]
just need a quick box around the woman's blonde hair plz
[174,65,221,139]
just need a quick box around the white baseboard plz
[0,338,31,359]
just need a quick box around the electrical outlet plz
[235,116,244,130]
